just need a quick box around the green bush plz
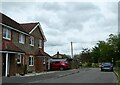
[116,60,120,67]
[19,67,25,76]
[115,67,120,85]
[19,64,28,76]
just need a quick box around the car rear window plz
[103,63,111,66]
[52,61,60,64]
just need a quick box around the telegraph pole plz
[71,42,73,59]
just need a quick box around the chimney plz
[57,51,59,58]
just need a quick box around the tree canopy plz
[73,34,120,64]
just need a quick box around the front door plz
[2,53,10,76]
[2,53,6,76]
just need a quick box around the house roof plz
[44,52,52,58]
[20,23,38,33]
[0,12,27,34]
[52,53,63,59]
[20,22,47,41]
[1,39,25,53]
[0,13,46,41]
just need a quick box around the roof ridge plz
[1,12,28,34]
[20,22,39,25]
[1,12,21,25]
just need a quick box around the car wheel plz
[60,66,64,71]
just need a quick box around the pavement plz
[13,69,79,77]
[2,69,80,83]
[18,71,58,77]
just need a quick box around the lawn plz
[114,67,120,85]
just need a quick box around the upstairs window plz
[30,36,34,46]
[19,34,25,44]
[3,28,11,40]
[39,40,42,48]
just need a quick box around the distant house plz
[52,52,63,59]
[0,12,51,76]
[52,51,70,59]
[52,52,77,69]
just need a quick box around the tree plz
[61,54,71,60]
[90,46,100,63]
[91,34,120,63]
[106,34,120,62]
[80,48,92,63]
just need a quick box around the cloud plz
[1,2,118,55]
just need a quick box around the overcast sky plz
[1,1,118,56]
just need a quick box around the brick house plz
[0,13,50,76]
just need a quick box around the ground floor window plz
[43,57,46,64]
[29,56,34,66]
[17,54,21,64]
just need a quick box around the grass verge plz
[114,67,120,85]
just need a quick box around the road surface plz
[2,68,118,84]
[31,68,118,83]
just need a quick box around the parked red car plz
[50,59,69,71]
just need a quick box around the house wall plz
[1,22,46,75]
[11,26,45,73]
[30,27,44,72]
[12,27,44,54]
[0,25,2,48]
[31,26,44,51]
[0,53,2,77]
[0,25,2,77]
[9,54,16,76]
[53,54,63,59]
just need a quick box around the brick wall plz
[31,26,44,51]
[0,53,2,77]
[1,24,45,74]
[0,25,2,78]
[11,26,45,73]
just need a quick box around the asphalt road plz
[2,69,79,83]
[2,68,118,84]
[31,68,118,83]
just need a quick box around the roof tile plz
[1,39,25,53]
[20,23,38,33]
[0,12,27,33]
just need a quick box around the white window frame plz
[19,34,25,44]
[29,56,34,66]
[3,28,11,40]
[17,54,21,64]
[30,36,34,46]
[39,39,42,48]
[43,57,46,64]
